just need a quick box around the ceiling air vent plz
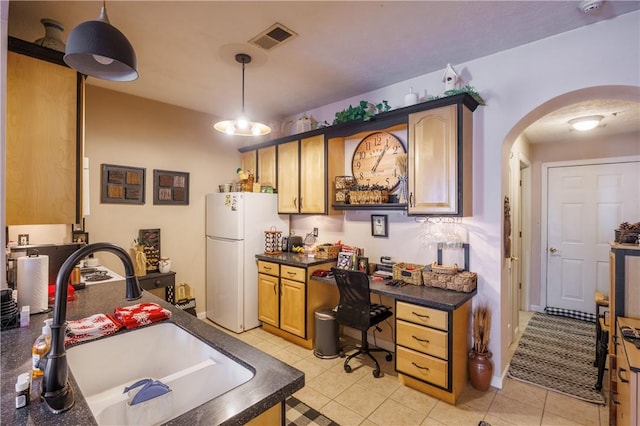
[249,23,297,51]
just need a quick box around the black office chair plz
[332,267,393,378]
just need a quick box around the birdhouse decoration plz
[442,63,460,92]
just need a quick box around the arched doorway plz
[501,85,640,350]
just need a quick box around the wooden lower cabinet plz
[258,271,279,327]
[613,317,640,426]
[258,259,337,349]
[280,278,306,337]
[395,299,471,404]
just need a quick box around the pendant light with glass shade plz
[214,53,271,137]
[63,1,138,82]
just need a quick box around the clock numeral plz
[385,177,390,187]
[355,160,361,169]
[359,151,366,160]
[365,141,371,151]
[359,172,364,180]
[392,146,399,154]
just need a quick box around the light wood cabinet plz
[614,317,640,426]
[277,135,326,214]
[240,150,257,175]
[257,261,306,338]
[280,277,306,337]
[257,257,338,349]
[258,270,279,327]
[257,145,276,188]
[277,140,300,213]
[407,102,473,216]
[6,46,82,225]
[395,299,471,404]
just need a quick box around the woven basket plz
[393,262,424,285]
[423,270,477,293]
[315,244,342,259]
[429,261,459,275]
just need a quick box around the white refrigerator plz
[205,192,289,333]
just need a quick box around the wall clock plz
[351,132,406,190]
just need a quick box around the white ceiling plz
[7,1,640,144]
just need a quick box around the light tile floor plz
[205,311,609,426]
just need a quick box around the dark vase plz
[468,350,493,391]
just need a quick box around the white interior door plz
[546,161,640,313]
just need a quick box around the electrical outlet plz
[313,227,318,237]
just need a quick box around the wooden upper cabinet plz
[299,135,325,214]
[408,102,473,216]
[240,150,257,176]
[277,135,326,214]
[6,50,81,225]
[257,145,276,188]
[277,140,300,213]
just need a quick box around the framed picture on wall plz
[100,164,145,204]
[153,169,189,205]
[371,214,388,237]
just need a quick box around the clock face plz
[351,132,406,190]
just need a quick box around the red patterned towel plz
[113,302,172,329]
[65,313,123,346]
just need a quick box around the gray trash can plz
[314,307,339,359]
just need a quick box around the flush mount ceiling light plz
[63,1,138,81]
[569,115,604,131]
[214,53,271,137]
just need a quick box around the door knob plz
[549,247,558,253]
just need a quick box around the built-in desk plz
[310,274,476,405]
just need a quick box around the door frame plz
[539,155,640,311]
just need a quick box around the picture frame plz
[337,251,354,270]
[371,214,388,237]
[153,169,189,205]
[72,231,89,244]
[356,256,369,274]
[101,164,145,204]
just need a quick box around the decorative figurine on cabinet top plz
[442,63,460,92]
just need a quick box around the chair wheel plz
[344,364,352,373]
[385,354,393,362]
[339,351,345,358]
[373,370,381,378]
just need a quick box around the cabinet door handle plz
[409,192,414,207]
[299,197,303,210]
[286,271,296,277]
[412,311,430,320]
[293,197,297,209]
[612,391,620,405]
[412,335,430,344]
[618,367,630,383]
[411,361,430,371]
[154,280,161,287]
[263,266,272,271]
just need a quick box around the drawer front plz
[138,273,175,290]
[397,319,448,359]
[396,301,448,331]
[280,265,306,282]
[396,346,448,388]
[258,261,279,277]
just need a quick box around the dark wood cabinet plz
[138,271,176,303]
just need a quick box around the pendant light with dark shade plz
[64,1,138,81]
[214,53,271,137]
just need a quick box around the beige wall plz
[527,134,640,307]
[85,86,240,312]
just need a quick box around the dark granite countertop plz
[310,275,476,311]
[1,281,304,425]
[256,252,337,268]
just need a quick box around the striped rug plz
[508,312,605,405]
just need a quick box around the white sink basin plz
[66,322,254,425]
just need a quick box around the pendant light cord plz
[241,61,245,114]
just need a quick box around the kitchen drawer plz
[258,261,279,277]
[281,265,306,283]
[397,319,448,359]
[396,301,448,331]
[396,346,448,389]
[138,272,175,290]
